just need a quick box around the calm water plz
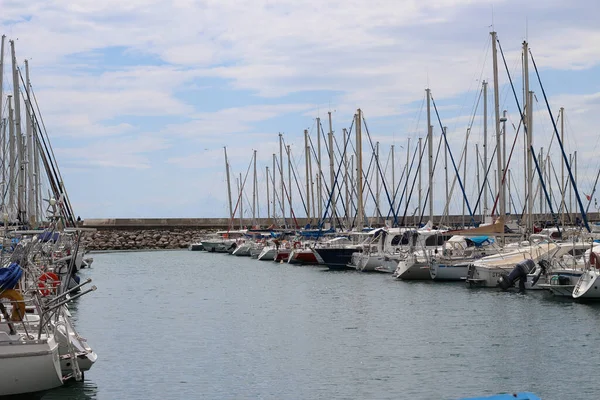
[40,250,600,400]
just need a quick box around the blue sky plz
[1,0,600,219]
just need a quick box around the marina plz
[2,1,600,397]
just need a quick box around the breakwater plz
[79,215,600,251]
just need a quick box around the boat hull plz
[395,258,432,280]
[288,249,319,265]
[430,262,469,281]
[313,248,360,270]
[0,337,63,396]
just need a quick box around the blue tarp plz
[38,231,60,243]
[0,263,22,291]
[299,228,335,238]
[467,236,494,247]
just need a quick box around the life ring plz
[293,242,301,249]
[590,251,600,269]
[0,289,25,321]
[38,272,60,296]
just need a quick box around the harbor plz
[2,1,600,398]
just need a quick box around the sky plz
[1,0,600,220]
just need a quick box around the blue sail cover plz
[0,263,22,290]
[299,228,335,238]
[467,236,494,247]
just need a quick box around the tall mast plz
[304,129,311,223]
[491,31,504,244]
[316,118,322,222]
[426,88,433,223]
[483,80,488,217]
[279,133,284,226]
[560,107,565,227]
[444,127,449,215]
[375,141,380,224]
[527,89,534,232]
[7,96,14,217]
[25,60,35,227]
[328,111,336,228]
[10,40,24,223]
[252,149,257,223]
[0,35,5,211]
[238,173,243,229]
[356,110,364,230]
[391,144,395,212]
[266,166,270,222]
[343,128,349,229]
[0,35,5,129]
[287,144,292,221]
[224,147,233,222]
[501,109,507,221]
[462,132,468,228]
[406,138,410,212]
[418,137,422,222]
[272,153,276,222]
[476,143,480,220]
[523,39,533,234]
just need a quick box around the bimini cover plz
[0,263,22,290]
[38,231,60,243]
[466,236,494,247]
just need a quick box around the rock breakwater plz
[81,228,212,251]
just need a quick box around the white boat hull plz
[0,337,63,396]
[395,258,432,280]
[573,270,600,299]
[257,247,277,261]
[430,262,468,281]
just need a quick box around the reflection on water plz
[39,250,600,400]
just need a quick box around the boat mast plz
[375,141,380,225]
[539,147,544,218]
[25,60,35,227]
[279,133,285,226]
[10,40,24,224]
[406,137,410,214]
[522,39,533,234]
[560,107,565,227]
[426,88,433,224]
[356,109,364,230]
[272,153,277,222]
[444,127,449,210]
[238,173,243,229]
[476,143,480,219]
[328,111,336,229]
[491,31,504,244]
[304,129,311,224]
[483,80,488,218]
[501,109,507,222]
[391,144,395,213]
[266,166,270,222]
[7,95,14,218]
[224,147,233,223]
[343,128,349,230]
[287,144,292,222]
[418,137,422,225]
[252,149,257,224]
[462,130,468,228]
[316,118,322,223]
[0,35,5,211]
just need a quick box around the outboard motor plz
[498,259,536,292]
[529,259,550,287]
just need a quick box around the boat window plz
[390,235,403,246]
[568,248,586,257]
[425,236,438,246]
